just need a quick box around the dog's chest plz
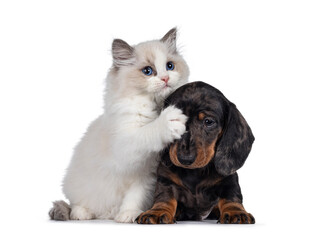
[176,171,220,220]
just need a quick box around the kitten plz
[49,28,189,223]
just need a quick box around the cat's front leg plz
[112,105,187,169]
[131,105,187,152]
[114,178,153,223]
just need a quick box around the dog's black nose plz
[177,153,196,166]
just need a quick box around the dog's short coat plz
[137,81,255,224]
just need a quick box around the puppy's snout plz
[177,132,196,165]
[177,153,196,165]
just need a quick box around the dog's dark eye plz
[204,118,216,127]
[142,66,153,76]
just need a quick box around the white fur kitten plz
[49,28,189,223]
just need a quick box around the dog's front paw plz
[159,106,187,143]
[219,210,255,224]
[115,209,142,223]
[136,209,175,224]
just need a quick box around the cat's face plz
[111,28,189,102]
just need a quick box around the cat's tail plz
[49,200,71,221]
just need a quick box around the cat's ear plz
[161,27,177,53]
[112,39,135,67]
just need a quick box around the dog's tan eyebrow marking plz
[198,112,205,120]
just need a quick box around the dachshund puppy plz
[137,81,255,224]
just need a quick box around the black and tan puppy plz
[137,81,255,224]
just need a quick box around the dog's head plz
[164,81,254,176]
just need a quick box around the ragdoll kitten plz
[49,28,189,223]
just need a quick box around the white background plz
[0,0,319,239]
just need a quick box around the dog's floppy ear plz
[214,103,255,176]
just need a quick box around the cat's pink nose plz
[161,76,169,84]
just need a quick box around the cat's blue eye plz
[166,61,174,71]
[142,66,153,76]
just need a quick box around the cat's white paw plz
[160,105,187,143]
[114,209,142,223]
[70,205,94,220]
